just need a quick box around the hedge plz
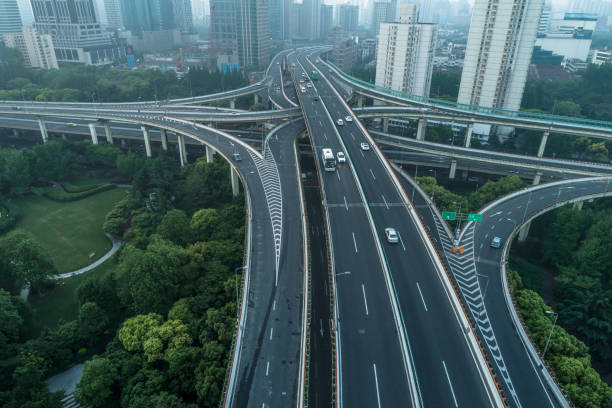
[62,181,104,194]
[43,184,117,202]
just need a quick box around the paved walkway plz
[52,234,122,280]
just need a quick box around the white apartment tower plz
[458,0,544,114]
[375,3,437,97]
[3,26,59,69]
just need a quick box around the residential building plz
[236,0,270,67]
[537,3,551,35]
[31,0,124,64]
[338,4,359,33]
[591,49,612,64]
[375,3,437,97]
[302,0,320,40]
[320,4,334,38]
[269,0,284,40]
[331,26,356,71]
[2,26,58,68]
[373,1,391,35]
[103,0,123,28]
[458,0,543,134]
[535,12,596,62]
[0,0,22,35]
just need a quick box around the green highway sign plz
[442,211,456,220]
[467,213,483,222]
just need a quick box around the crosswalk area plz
[431,213,521,407]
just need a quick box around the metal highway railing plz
[325,61,612,131]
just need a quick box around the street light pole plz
[542,310,558,360]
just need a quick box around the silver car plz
[385,228,399,243]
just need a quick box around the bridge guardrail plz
[322,59,612,131]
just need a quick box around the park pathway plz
[52,234,122,280]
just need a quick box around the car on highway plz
[314,96,319,101]
[336,119,344,126]
[360,142,370,151]
[233,152,242,162]
[306,83,312,88]
[490,236,502,248]
[385,228,399,243]
[337,151,346,163]
[276,62,280,65]
[66,122,77,127]
[345,115,353,122]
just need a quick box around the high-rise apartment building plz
[120,0,175,33]
[31,0,124,64]
[210,0,238,59]
[302,0,320,40]
[236,0,270,67]
[537,2,551,35]
[458,0,543,117]
[373,1,391,35]
[3,26,58,69]
[0,0,22,35]
[338,4,359,32]
[375,3,437,97]
[320,4,334,38]
[103,0,123,28]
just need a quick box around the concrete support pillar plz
[12,129,19,137]
[230,99,236,109]
[61,133,67,140]
[206,145,214,163]
[37,118,48,143]
[103,122,113,144]
[416,118,426,141]
[537,130,549,158]
[254,93,259,104]
[160,128,168,151]
[449,159,457,179]
[573,201,584,210]
[177,134,187,166]
[357,95,364,108]
[382,118,389,133]
[464,123,474,147]
[88,123,99,145]
[518,172,542,242]
[121,139,126,147]
[208,122,215,128]
[141,125,152,157]
[231,166,239,196]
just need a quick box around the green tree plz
[78,302,110,340]
[0,288,23,356]
[158,209,192,246]
[75,358,117,407]
[190,209,219,242]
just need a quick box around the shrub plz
[43,184,116,202]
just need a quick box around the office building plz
[375,3,437,97]
[331,26,356,71]
[0,0,22,35]
[103,0,123,28]
[269,0,284,40]
[2,26,58,68]
[120,0,175,33]
[373,1,391,35]
[320,4,334,38]
[303,0,320,40]
[171,0,193,32]
[236,0,270,67]
[535,12,596,61]
[31,0,124,64]
[210,0,238,64]
[338,4,359,33]
[458,0,543,128]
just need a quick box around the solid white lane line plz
[373,363,382,408]
[352,232,358,253]
[270,327,274,340]
[362,284,369,315]
[344,195,348,211]
[370,169,376,180]
[442,361,459,407]
[266,361,270,376]
[416,282,428,311]
[382,195,389,210]
[397,231,406,251]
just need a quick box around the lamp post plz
[542,310,558,360]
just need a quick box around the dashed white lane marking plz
[362,284,369,315]
[416,282,428,311]
[443,361,458,407]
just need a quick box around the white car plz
[345,115,353,122]
[301,88,306,93]
[276,62,280,65]
[360,142,370,151]
[337,151,346,163]
[337,119,344,126]
[307,83,312,88]
[385,228,399,243]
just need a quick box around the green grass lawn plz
[12,186,129,273]
[29,257,118,331]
